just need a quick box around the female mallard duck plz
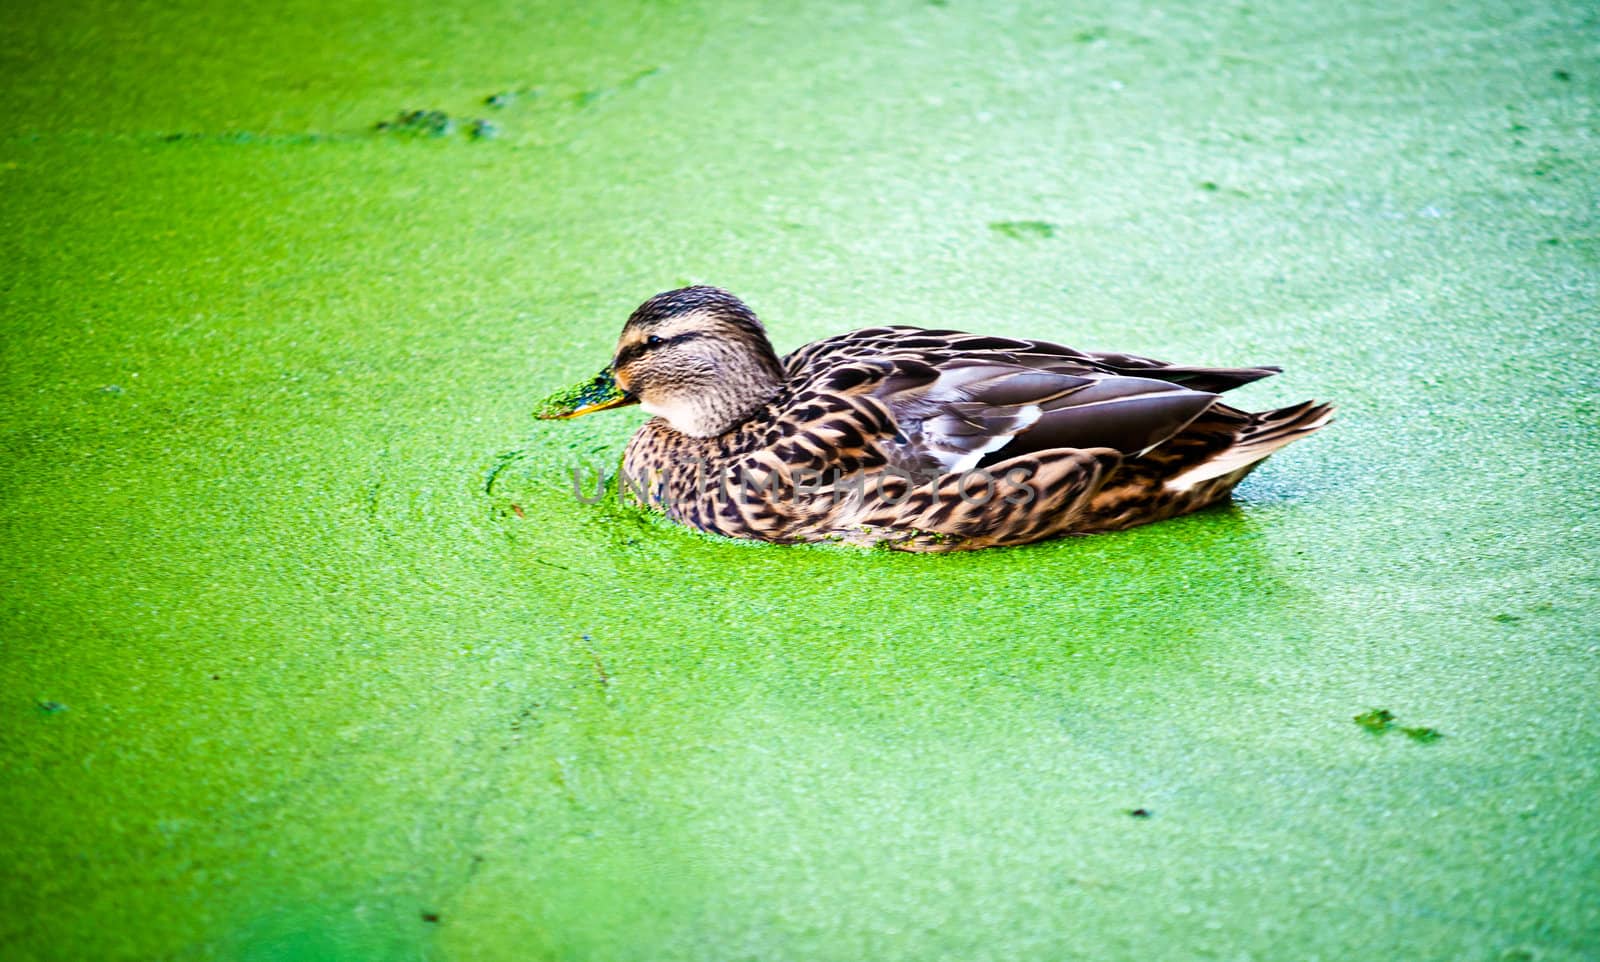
[537,286,1331,552]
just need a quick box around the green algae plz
[1402,726,1444,744]
[374,109,458,137]
[989,219,1058,240]
[532,369,628,420]
[2,0,1599,960]
[374,109,499,141]
[1354,708,1444,743]
[1355,708,1397,734]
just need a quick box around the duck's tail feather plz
[1163,400,1334,492]
[1077,351,1283,394]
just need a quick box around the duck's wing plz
[787,326,1281,394]
[784,327,1281,478]
[1054,348,1281,394]
[866,357,1223,475]
[919,333,1283,394]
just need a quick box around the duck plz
[536,285,1331,552]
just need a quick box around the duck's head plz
[536,286,785,438]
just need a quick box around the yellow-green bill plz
[533,368,635,419]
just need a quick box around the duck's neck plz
[622,398,780,504]
[645,341,785,438]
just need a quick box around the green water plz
[2,0,1597,959]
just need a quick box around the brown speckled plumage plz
[581,286,1331,552]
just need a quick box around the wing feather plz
[778,326,1269,479]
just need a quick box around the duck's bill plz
[533,368,637,419]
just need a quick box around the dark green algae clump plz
[374,109,498,141]
[1354,708,1444,743]
[533,369,629,419]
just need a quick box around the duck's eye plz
[645,335,664,348]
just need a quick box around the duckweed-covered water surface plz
[3,0,1597,959]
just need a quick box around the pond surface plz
[2,0,1597,959]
